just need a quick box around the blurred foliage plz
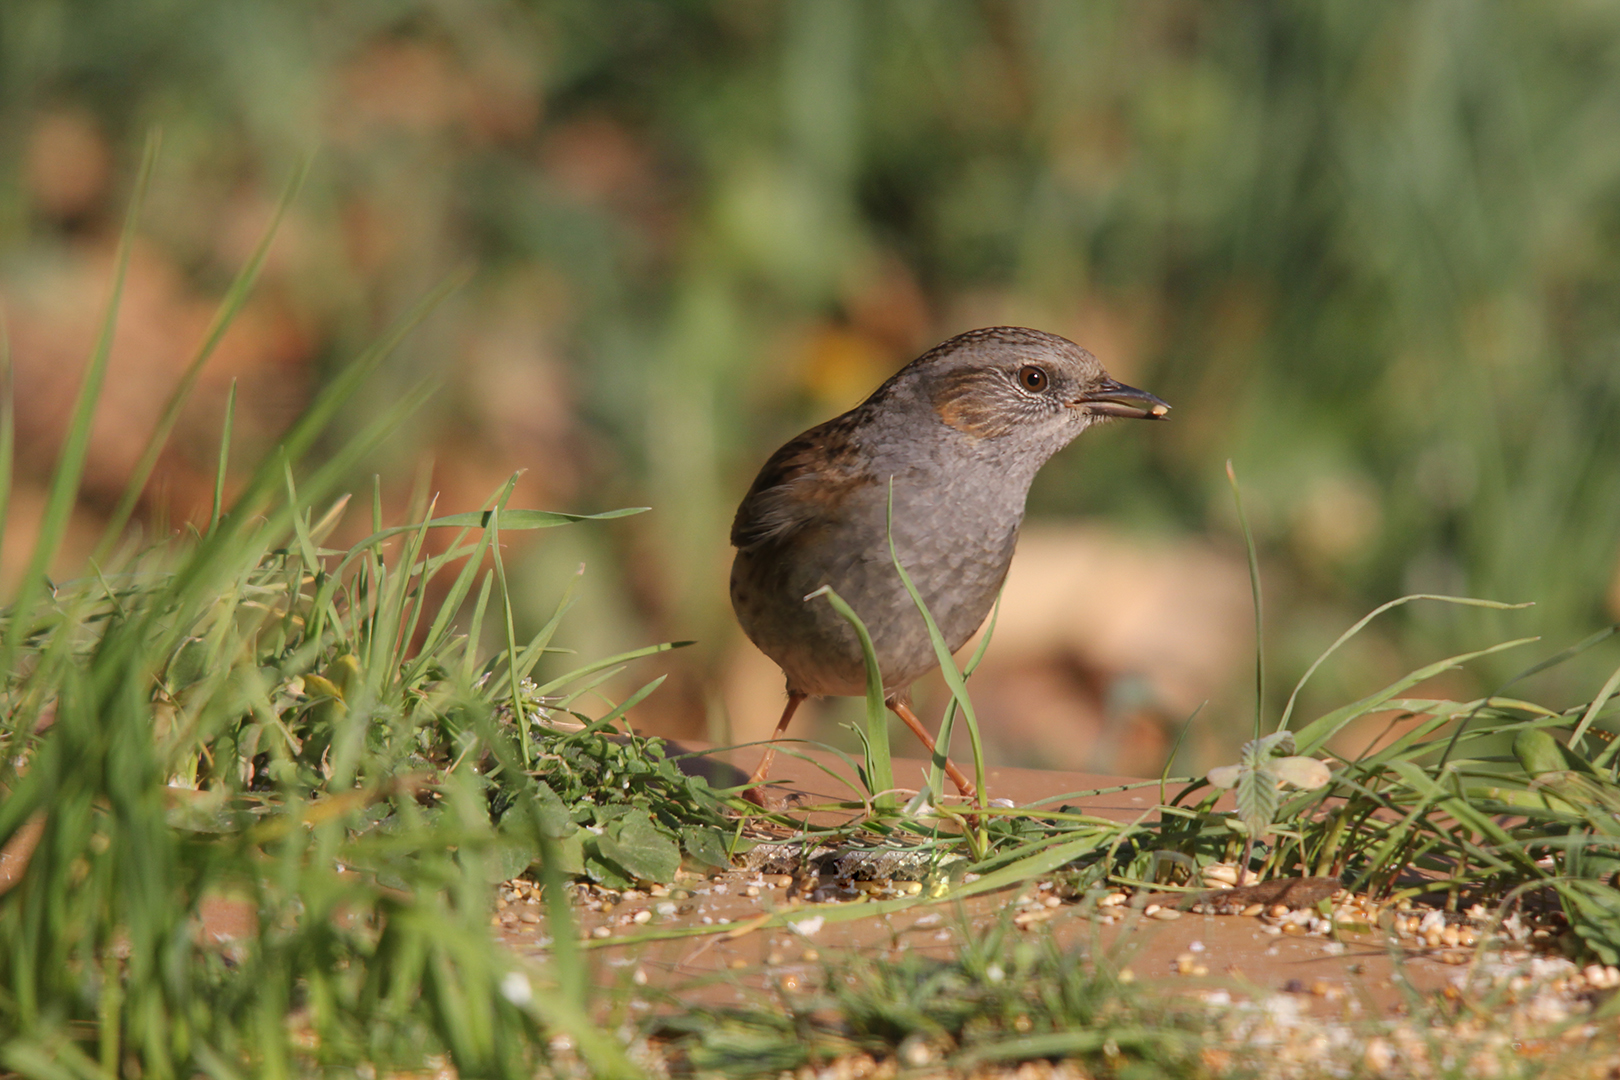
[2,0,1620,740]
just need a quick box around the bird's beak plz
[1070,378,1171,420]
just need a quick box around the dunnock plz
[730,326,1168,803]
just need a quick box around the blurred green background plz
[3,1,1619,772]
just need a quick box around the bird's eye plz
[1017,365,1049,393]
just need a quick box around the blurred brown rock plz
[26,109,111,222]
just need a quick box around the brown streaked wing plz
[730,413,874,551]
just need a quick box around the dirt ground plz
[492,744,1619,1072]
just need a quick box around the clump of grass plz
[0,146,722,1077]
[656,919,1208,1079]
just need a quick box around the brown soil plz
[494,744,1521,1015]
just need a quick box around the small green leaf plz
[1234,737,1281,837]
[166,636,210,690]
[681,826,734,870]
[545,832,585,876]
[598,811,681,883]
[530,779,576,839]
[582,838,633,890]
[487,838,541,884]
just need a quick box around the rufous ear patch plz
[931,369,1018,438]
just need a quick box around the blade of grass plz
[1438,626,1616,767]
[1277,595,1534,732]
[486,500,531,766]
[368,494,439,694]
[529,640,694,697]
[1226,461,1264,740]
[160,274,467,611]
[94,157,310,563]
[1,131,159,677]
[1292,637,1538,754]
[805,585,894,806]
[209,379,237,533]
[351,506,649,551]
[500,565,585,689]
[1161,701,1205,805]
[565,675,667,738]
[928,593,999,805]
[461,571,495,686]
[1570,659,1620,754]
[0,322,13,574]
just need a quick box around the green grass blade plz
[1571,658,1620,754]
[0,323,13,575]
[805,585,894,805]
[209,379,236,533]
[350,506,649,550]
[461,570,496,685]
[1437,625,1615,767]
[1292,637,1539,754]
[486,501,531,766]
[1277,594,1535,732]
[1226,461,1264,740]
[502,564,584,688]
[530,640,694,697]
[217,270,467,530]
[1,131,159,677]
[94,157,310,562]
[566,675,667,737]
[368,494,439,693]
[928,593,999,803]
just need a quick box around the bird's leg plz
[742,692,807,806]
[888,698,977,799]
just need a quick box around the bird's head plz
[915,327,1168,449]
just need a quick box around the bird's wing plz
[731,414,874,551]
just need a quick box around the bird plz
[729,326,1169,805]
